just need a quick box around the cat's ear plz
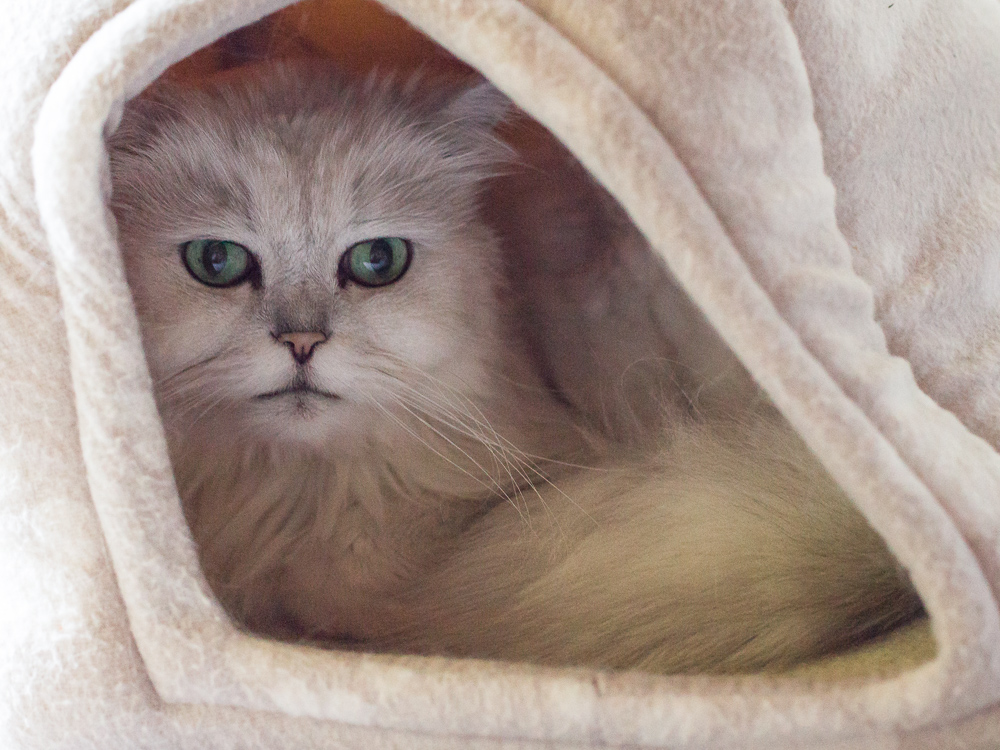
[433,82,514,178]
[439,82,512,132]
[106,84,191,153]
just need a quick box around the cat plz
[105,60,922,673]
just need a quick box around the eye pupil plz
[204,243,228,275]
[365,240,391,273]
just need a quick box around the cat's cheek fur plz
[126,260,247,376]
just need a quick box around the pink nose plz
[276,331,327,364]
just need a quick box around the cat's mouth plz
[256,383,342,401]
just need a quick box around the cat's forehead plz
[113,76,486,250]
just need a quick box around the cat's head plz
[107,62,512,450]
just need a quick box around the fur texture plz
[106,61,921,673]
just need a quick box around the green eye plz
[342,237,412,288]
[181,240,253,287]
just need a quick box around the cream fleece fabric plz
[3,0,1000,747]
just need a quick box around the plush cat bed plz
[4,0,1000,746]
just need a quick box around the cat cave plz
[4,0,1000,747]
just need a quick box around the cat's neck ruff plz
[165,362,590,639]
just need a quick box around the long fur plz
[106,60,921,673]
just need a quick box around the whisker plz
[383,372,586,531]
[364,396,518,511]
[156,352,226,389]
[391,388,533,521]
[391,368,602,529]
[388,396,518,497]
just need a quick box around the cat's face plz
[107,65,510,449]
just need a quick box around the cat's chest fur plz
[171,393,572,640]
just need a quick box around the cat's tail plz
[381,414,924,674]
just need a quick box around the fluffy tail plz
[385,414,923,673]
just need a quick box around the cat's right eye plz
[181,239,255,288]
[341,237,413,288]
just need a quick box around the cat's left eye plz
[181,239,254,288]
[341,237,412,288]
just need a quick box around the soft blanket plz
[3,0,1000,747]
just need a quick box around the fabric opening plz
[108,0,936,680]
[29,0,1000,743]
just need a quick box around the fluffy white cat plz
[106,61,921,673]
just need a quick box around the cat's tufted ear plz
[431,82,514,178]
[106,83,195,154]
[439,82,512,132]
